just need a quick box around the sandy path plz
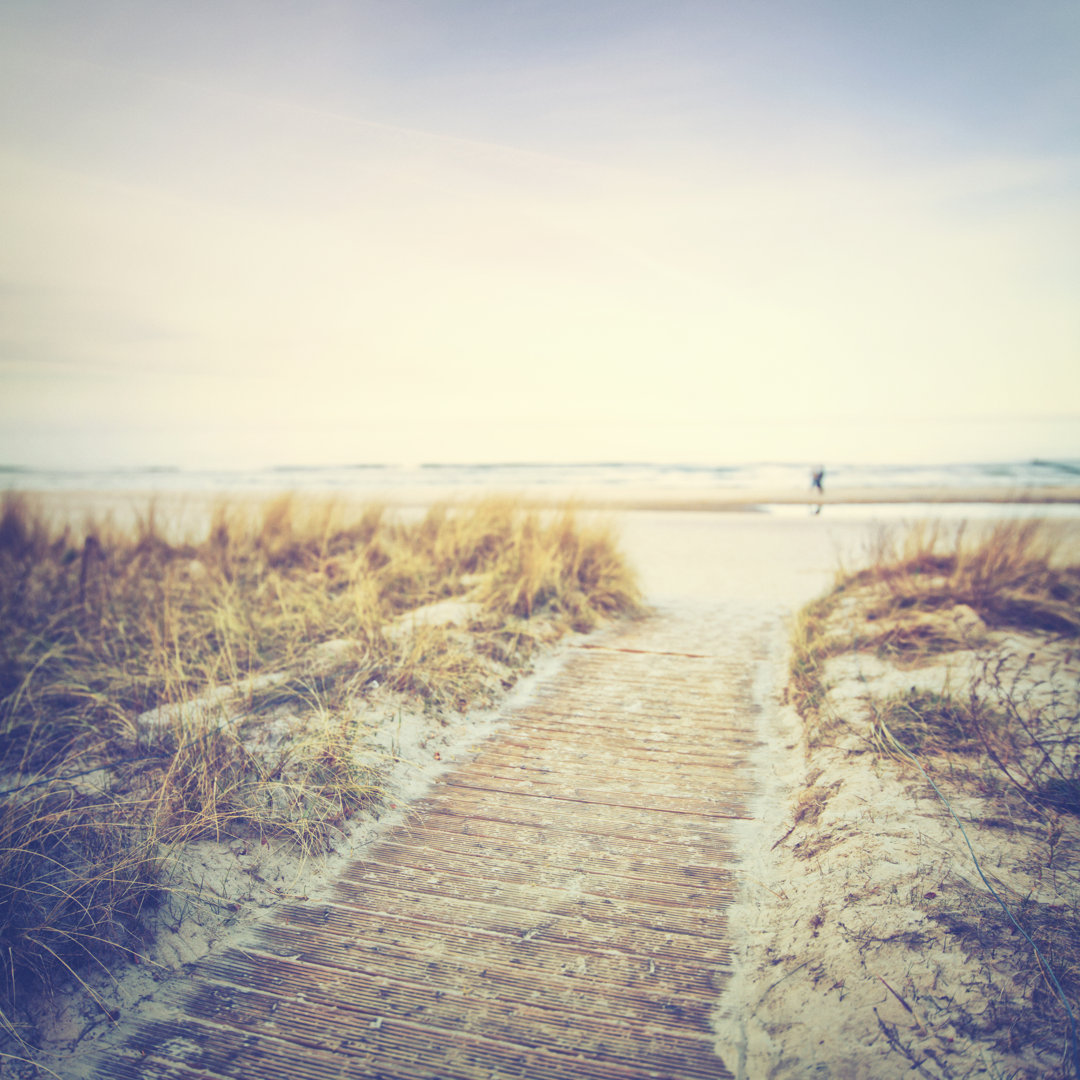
[67,513,864,1079]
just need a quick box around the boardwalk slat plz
[198,949,720,1029]
[399,821,737,874]
[405,810,738,862]
[276,898,733,966]
[335,866,730,938]
[170,970,728,1078]
[359,837,737,895]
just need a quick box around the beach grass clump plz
[0,782,162,1027]
[791,521,1080,748]
[0,492,640,1031]
[847,520,1080,638]
[477,507,641,630]
[870,689,989,758]
[144,685,376,849]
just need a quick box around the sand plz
[7,501,1079,1078]
[713,548,1080,1079]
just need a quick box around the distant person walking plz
[811,466,825,495]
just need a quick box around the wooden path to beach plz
[87,611,765,1080]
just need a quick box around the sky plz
[1,0,1078,468]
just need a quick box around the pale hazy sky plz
[1,1,1078,468]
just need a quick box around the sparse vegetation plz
[870,688,990,758]
[0,492,641,1048]
[783,519,1080,1078]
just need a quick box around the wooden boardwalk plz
[86,612,765,1080]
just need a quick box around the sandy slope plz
[714,525,1080,1079]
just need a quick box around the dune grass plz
[790,520,1080,749]
[0,492,641,1040]
[845,519,1080,636]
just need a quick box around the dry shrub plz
[976,652,1080,815]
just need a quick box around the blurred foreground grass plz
[0,492,640,1039]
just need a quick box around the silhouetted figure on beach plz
[810,466,825,515]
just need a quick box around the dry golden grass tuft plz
[0,492,641,1044]
[847,519,1080,637]
[791,520,1080,747]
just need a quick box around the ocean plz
[2,459,1079,518]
